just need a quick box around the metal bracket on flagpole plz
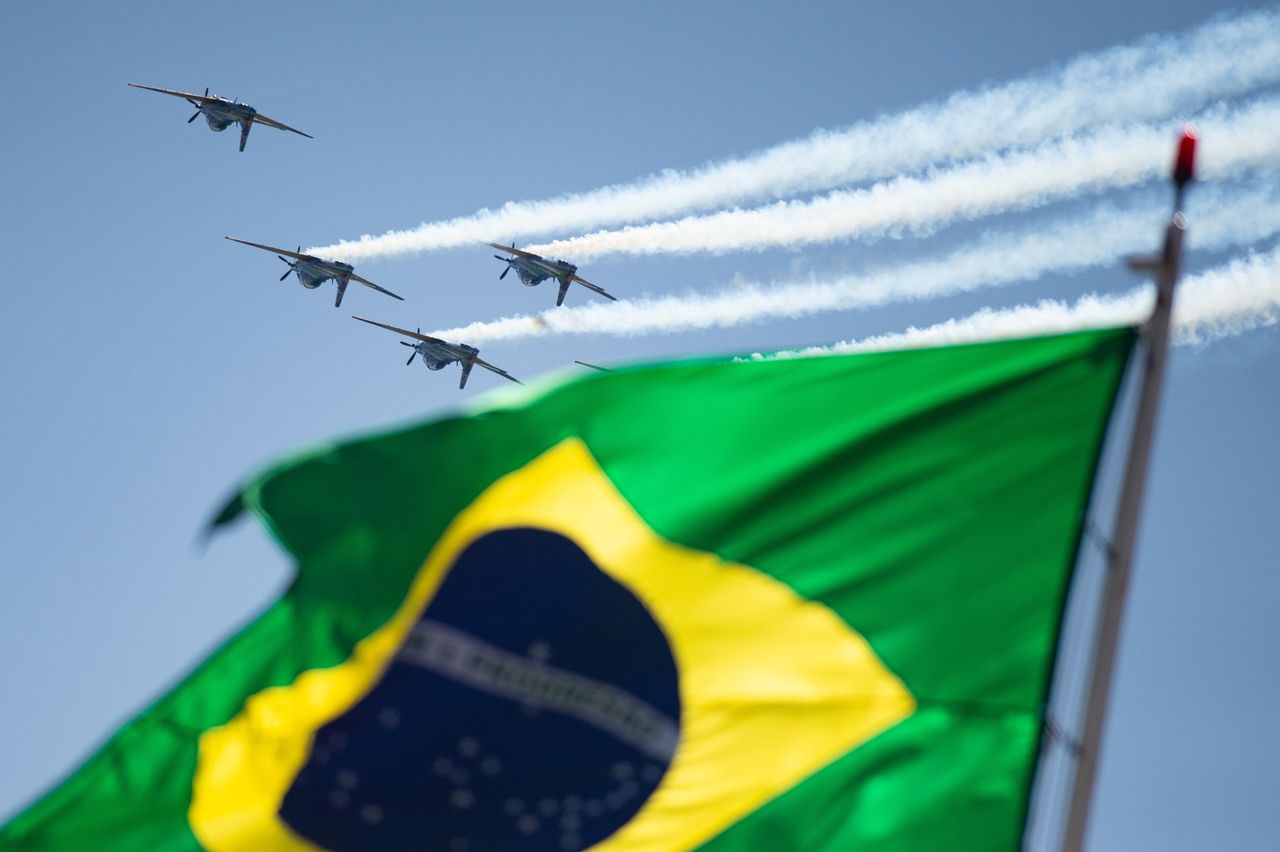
[1059,127,1196,852]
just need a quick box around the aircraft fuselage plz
[510,255,576,287]
[414,339,478,370]
[408,339,481,387]
[290,256,354,289]
[200,97,257,132]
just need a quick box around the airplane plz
[128,83,313,152]
[352,316,521,389]
[226,237,403,308]
[487,243,617,306]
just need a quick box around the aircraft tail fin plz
[459,357,476,389]
[335,277,350,308]
[238,119,252,152]
[556,277,572,307]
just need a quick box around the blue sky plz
[1,2,1277,849]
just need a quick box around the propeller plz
[186,89,209,123]
[399,328,424,364]
[276,255,297,281]
[494,255,513,279]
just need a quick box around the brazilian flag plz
[0,328,1134,851]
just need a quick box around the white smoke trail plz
[529,98,1280,260]
[764,245,1280,357]
[430,182,1280,344]
[311,9,1280,262]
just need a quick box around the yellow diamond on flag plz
[190,438,915,851]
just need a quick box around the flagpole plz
[1060,127,1196,852]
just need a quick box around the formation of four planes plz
[132,83,620,389]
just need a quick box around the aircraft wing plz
[352,316,446,345]
[570,274,618,301]
[485,242,545,261]
[349,273,404,301]
[474,357,522,384]
[225,236,315,262]
[128,82,220,104]
[252,112,314,139]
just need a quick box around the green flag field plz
[0,327,1134,852]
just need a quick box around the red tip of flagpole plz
[1173,124,1197,187]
